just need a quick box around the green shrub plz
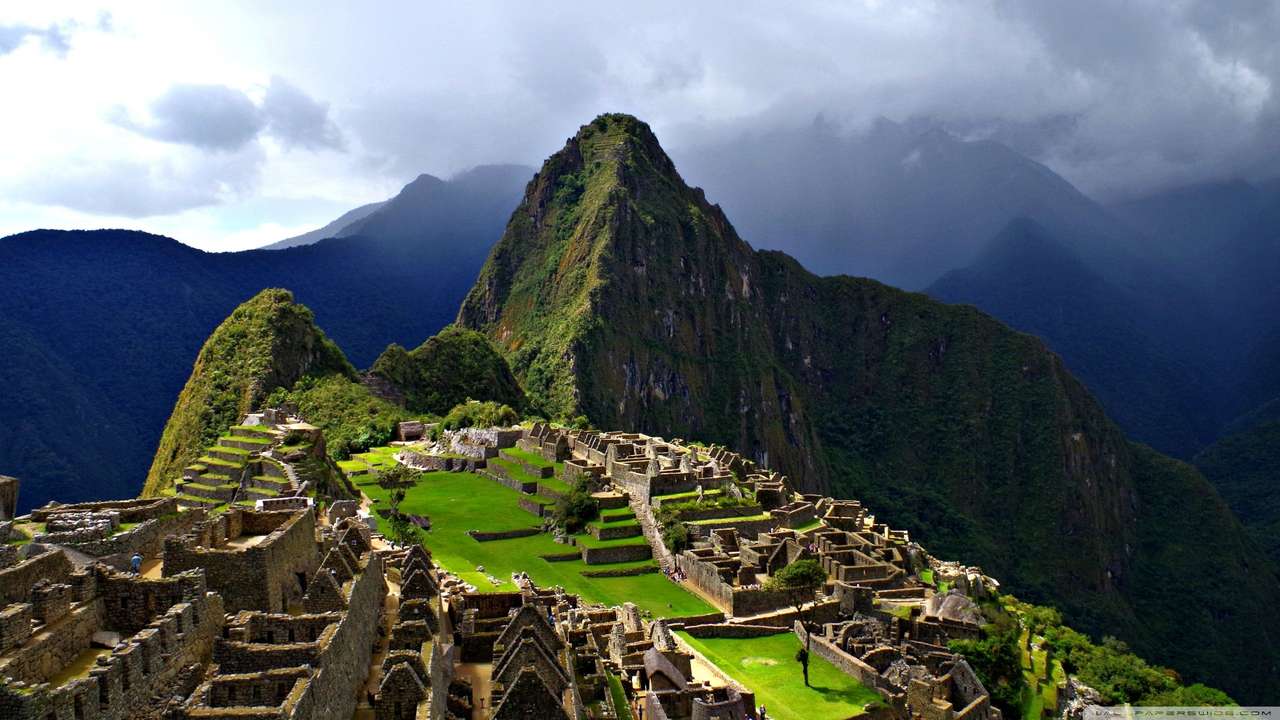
[662,522,689,553]
[442,400,519,430]
[553,483,599,533]
[277,375,410,460]
[369,326,525,414]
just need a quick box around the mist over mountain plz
[675,117,1127,290]
[0,164,529,512]
[263,201,385,250]
[1111,176,1280,420]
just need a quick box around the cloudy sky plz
[1,1,1276,251]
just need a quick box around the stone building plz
[180,518,388,720]
[162,507,322,613]
[0,561,223,720]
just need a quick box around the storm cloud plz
[112,78,344,153]
[2,1,1278,245]
[113,83,265,151]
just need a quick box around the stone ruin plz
[0,412,1017,720]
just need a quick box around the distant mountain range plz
[264,201,385,250]
[0,164,530,511]
[674,117,1127,290]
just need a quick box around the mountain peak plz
[458,114,751,416]
[142,288,354,496]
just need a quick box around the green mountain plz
[146,293,528,497]
[143,289,355,496]
[1195,400,1280,566]
[458,113,1280,701]
[368,325,525,415]
[928,218,1225,456]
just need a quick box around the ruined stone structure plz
[1,414,1013,720]
[163,508,321,613]
[0,475,17,521]
[181,519,387,720]
[0,561,223,720]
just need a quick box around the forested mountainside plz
[459,113,1280,701]
[1195,401,1280,567]
[143,290,524,498]
[142,289,355,496]
[928,218,1226,456]
[0,164,526,511]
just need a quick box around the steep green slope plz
[368,325,525,415]
[1195,407,1280,566]
[458,113,1280,701]
[143,289,355,496]
[928,219,1224,457]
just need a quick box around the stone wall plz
[0,549,72,606]
[0,599,102,684]
[686,517,777,538]
[682,623,791,639]
[674,553,732,612]
[68,510,202,566]
[0,603,33,653]
[0,476,16,521]
[305,553,387,720]
[793,621,897,699]
[0,585,224,720]
[727,587,801,617]
[200,555,385,720]
[468,527,541,542]
[30,497,178,524]
[580,543,653,565]
[164,509,320,613]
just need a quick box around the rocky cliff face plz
[459,114,1280,701]
[143,289,355,496]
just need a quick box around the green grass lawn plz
[688,512,771,525]
[1018,631,1062,720]
[791,519,825,533]
[607,673,634,720]
[362,471,713,618]
[501,446,552,467]
[653,488,723,503]
[676,632,881,720]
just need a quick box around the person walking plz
[130,552,143,574]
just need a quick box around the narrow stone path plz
[630,494,675,574]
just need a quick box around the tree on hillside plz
[766,558,827,686]
[553,480,599,533]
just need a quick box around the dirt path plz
[454,662,493,719]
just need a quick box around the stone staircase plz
[240,457,296,503]
[630,494,675,574]
[175,423,290,509]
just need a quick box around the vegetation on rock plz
[143,289,354,497]
[552,481,599,533]
[1194,414,1280,565]
[369,325,525,414]
[269,374,411,461]
[959,597,1236,714]
[441,400,519,430]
